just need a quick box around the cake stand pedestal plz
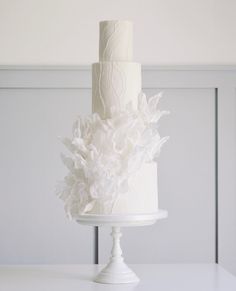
[76,209,167,284]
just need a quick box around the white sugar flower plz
[57,92,169,218]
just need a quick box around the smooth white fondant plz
[99,20,133,62]
[90,163,158,215]
[113,163,158,214]
[89,162,158,214]
[92,62,141,119]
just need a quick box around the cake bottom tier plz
[90,162,158,215]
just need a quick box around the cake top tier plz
[99,20,133,62]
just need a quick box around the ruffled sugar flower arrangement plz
[57,92,169,219]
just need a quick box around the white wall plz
[0,86,94,264]
[0,0,236,65]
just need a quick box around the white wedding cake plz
[58,20,168,218]
[92,20,157,215]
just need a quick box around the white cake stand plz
[76,209,168,284]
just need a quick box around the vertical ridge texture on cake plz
[91,20,158,215]
[99,20,133,62]
[92,62,141,119]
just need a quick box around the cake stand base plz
[76,210,168,284]
[95,227,139,284]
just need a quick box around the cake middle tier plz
[92,62,141,119]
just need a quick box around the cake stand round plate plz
[76,210,168,284]
[76,209,168,227]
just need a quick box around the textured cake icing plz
[99,20,133,61]
[91,20,158,214]
[92,62,141,119]
[58,20,168,218]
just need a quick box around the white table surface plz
[0,264,236,291]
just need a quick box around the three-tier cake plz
[58,20,168,218]
[92,20,158,214]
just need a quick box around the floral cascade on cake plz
[57,21,169,218]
